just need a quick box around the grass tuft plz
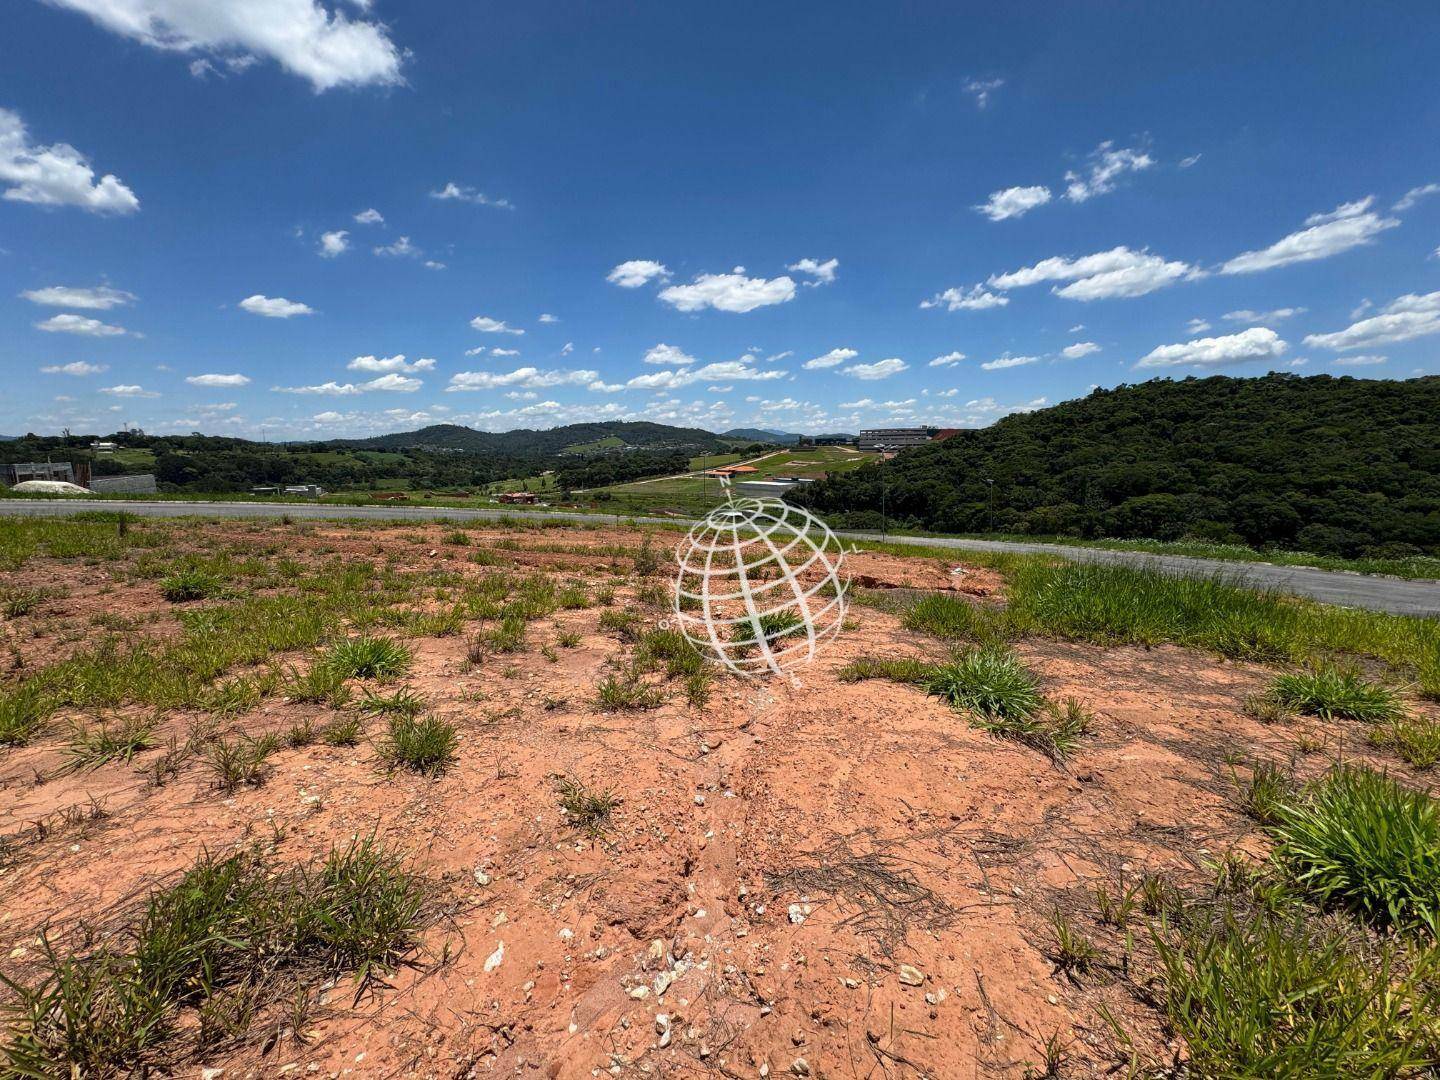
[1370,715,1440,770]
[554,775,619,836]
[378,714,458,775]
[325,637,412,681]
[923,646,1043,721]
[63,715,158,771]
[158,568,223,603]
[1268,665,1404,723]
[1268,764,1440,936]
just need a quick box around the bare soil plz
[0,519,1430,1079]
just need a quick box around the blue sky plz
[2,2,1439,439]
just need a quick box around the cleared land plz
[2,514,1440,1076]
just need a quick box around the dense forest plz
[0,422,746,495]
[797,374,1440,557]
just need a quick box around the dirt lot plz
[0,518,1431,1078]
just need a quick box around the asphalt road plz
[4,498,1439,617]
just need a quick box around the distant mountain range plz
[722,427,803,444]
[337,421,749,455]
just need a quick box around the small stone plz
[655,1014,670,1035]
[202,1070,225,1080]
[698,1042,712,1059]
[694,795,706,806]
[474,868,492,887]
[484,942,505,972]
[842,978,858,989]
[787,903,812,925]
[559,928,574,943]
[898,964,925,987]
[791,1060,811,1076]
[629,986,650,1000]
[653,971,674,995]
[759,1063,770,1078]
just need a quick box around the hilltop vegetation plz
[801,374,1440,558]
[0,422,755,495]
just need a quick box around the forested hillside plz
[798,374,1440,557]
[341,421,734,455]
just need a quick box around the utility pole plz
[881,484,888,542]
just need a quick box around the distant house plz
[497,491,539,504]
[706,464,759,477]
[91,441,117,454]
[4,462,74,486]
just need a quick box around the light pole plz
[881,483,888,542]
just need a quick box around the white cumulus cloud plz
[625,357,785,391]
[643,343,697,366]
[842,357,908,380]
[1333,355,1388,366]
[803,347,858,370]
[470,315,524,335]
[353,207,383,224]
[1221,197,1399,275]
[658,269,796,313]
[36,313,131,336]
[786,257,839,285]
[964,77,1003,108]
[1061,341,1100,359]
[318,229,348,257]
[99,383,158,397]
[41,0,403,91]
[920,285,1008,311]
[186,373,250,387]
[0,107,140,214]
[975,185,1051,221]
[981,355,1041,371]
[447,367,599,391]
[347,354,436,373]
[928,351,966,367]
[40,360,108,375]
[1303,290,1440,351]
[606,260,670,288]
[1135,326,1288,369]
[239,294,313,318]
[1223,307,1306,324]
[21,284,135,309]
[274,373,422,394]
[373,235,419,258]
[988,246,1199,301]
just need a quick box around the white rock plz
[787,903,812,925]
[898,964,925,986]
[484,942,505,972]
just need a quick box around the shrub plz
[1268,665,1404,723]
[378,715,458,776]
[1268,765,1440,936]
[325,637,412,681]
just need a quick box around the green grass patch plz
[378,714,458,776]
[1154,904,1440,1077]
[1268,764,1440,937]
[158,568,224,603]
[325,637,412,681]
[0,838,425,1075]
[1268,665,1405,723]
[1371,716,1440,770]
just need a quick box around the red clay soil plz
[0,519,1429,1079]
